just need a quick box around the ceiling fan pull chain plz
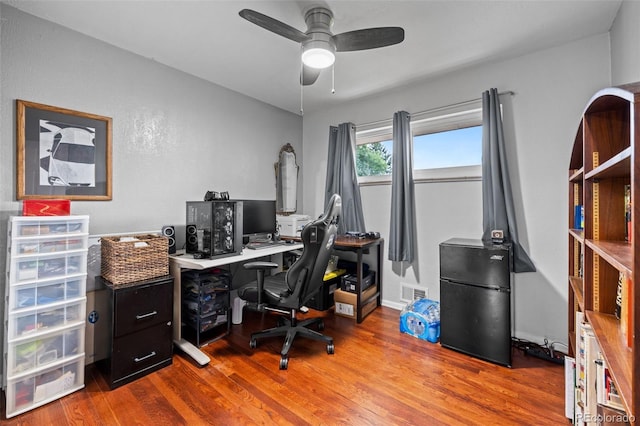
[331,64,335,94]
[300,52,304,115]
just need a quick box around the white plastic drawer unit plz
[4,215,89,418]
[11,251,88,283]
[5,356,85,417]
[7,298,86,340]
[7,323,85,376]
[11,217,89,238]
[13,235,88,255]
[8,276,85,311]
[8,216,89,281]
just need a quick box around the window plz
[355,103,483,184]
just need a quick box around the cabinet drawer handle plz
[135,310,158,320]
[134,351,157,363]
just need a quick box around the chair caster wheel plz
[279,356,289,370]
[250,338,257,349]
[327,343,335,355]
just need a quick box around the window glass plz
[355,105,483,183]
[356,141,392,176]
[413,125,482,169]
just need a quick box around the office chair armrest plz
[244,261,279,270]
[243,261,279,308]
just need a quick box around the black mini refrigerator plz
[439,238,512,367]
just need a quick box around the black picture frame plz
[17,99,112,200]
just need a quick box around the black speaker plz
[186,224,198,253]
[162,225,176,254]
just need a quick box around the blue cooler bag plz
[399,298,440,343]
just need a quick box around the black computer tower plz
[186,201,243,259]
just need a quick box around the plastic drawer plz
[5,356,85,418]
[182,291,228,316]
[8,275,86,310]
[8,299,86,340]
[11,217,89,237]
[186,309,228,332]
[11,251,88,283]
[7,323,85,376]
[13,235,88,255]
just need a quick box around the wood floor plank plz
[1,306,568,425]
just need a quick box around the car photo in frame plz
[17,100,112,200]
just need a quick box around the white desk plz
[169,243,304,365]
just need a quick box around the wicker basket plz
[101,234,168,285]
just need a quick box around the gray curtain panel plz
[388,111,416,262]
[324,123,366,235]
[481,88,535,272]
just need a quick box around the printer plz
[277,214,312,237]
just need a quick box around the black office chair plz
[238,194,342,369]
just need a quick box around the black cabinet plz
[100,275,174,389]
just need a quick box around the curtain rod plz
[356,90,515,129]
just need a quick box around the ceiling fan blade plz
[333,27,405,52]
[239,9,311,44]
[301,65,321,86]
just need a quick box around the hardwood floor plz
[2,306,568,425]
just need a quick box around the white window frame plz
[355,100,483,185]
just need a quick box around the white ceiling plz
[3,0,622,115]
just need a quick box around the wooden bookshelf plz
[586,311,633,413]
[568,83,639,423]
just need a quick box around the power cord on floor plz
[511,337,567,364]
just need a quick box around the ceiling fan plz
[239,7,405,86]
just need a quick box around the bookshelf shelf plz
[570,167,584,183]
[569,276,584,311]
[569,229,584,242]
[585,147,631,180]
[585,310,633,415]
[568,83,639,423]
[585,239,632,276]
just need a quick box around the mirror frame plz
[274,143,298,215]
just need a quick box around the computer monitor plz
[236,199,277,242]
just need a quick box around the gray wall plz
[611,0,640,86]
[302,32,612,346]
[0,5,301,378]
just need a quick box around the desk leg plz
[170,262,210,366]
[356,248,364,323]
[377,240,383,307]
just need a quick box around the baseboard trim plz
[381,300,404,311]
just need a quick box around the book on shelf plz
[595,354,625,411]
[625,184,631,243]
[579,245,583,278]
[575,312,600,424]
[574,204,584,230]
[565,356,576,420]
[615,272,634,348]
[615,272,623,320]
[623,276,633,348]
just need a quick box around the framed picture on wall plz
[16,99,112,200]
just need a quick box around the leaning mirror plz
[275,143,298,214]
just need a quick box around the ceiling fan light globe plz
[302,48,335,69]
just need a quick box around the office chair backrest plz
[283,194,341,307]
